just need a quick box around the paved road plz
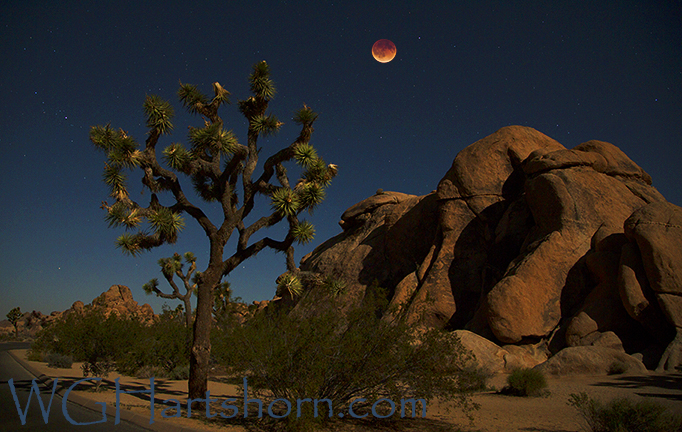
[0,342,151,432]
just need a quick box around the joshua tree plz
[143,252,197,333]
[212,281,236,324]
[6,307,23,338]
[89,61,337,399]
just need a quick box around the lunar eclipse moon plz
[372,39,396,63]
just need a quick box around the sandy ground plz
[10,349,682,432]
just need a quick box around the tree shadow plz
[589,373,682,401]
[228,415,472,432]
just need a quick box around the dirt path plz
[440,373,682,432]
[10,349,682,431]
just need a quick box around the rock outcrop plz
[622,202,682,371]
[534,346,647,376]
[62,285,156,324]
[89,285,155,322]
[296,125,682,373]
[1,285,156,338]
[453,330,547,373]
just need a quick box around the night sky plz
[1,1,681,317]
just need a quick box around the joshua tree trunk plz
[188,255,222,399]
[183,295,193,352]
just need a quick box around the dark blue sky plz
[1,0,681,316]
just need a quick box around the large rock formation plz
[622,202,682,371]
[89,285,155,322]
[296,125,682,373]
[1,285,156,338]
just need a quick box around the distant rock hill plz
[294,125,682,373]
[1,285,155,338]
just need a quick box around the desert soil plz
[11,349,682,432]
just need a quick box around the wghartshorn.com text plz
[8,377,426,426]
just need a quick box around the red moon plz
[372,39,396,63]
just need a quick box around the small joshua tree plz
[143,252,197,346]
[89,61,337,399]
[212,281,240,326]
[6,307,23,338]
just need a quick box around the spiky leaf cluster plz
[115,232,149,256]
[293,143,318,168]
[292,220,315,244]
[162,142,193,172]
[143,278,159,295]
[297,182,326,212]
[143,95,174,134]
[237,97,261,119]
[104,202,141,229]
[188,123,237,155]
[249,61,276,100]
[91,125,144,204]
[159,253,183,277]
[104,129,141,169]
[148,208,185,241]
[271,187,299,216]
[302,159,337,187]
[293,105,318,126]
[212,82,230,105]
[277,273,303,298]
[178,83,209,114]
[251,114,282,137]
[102,163,128,201]
[183,251,196,263]
[89,124,119,153]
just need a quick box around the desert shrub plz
[459,365,494,392]
[46,352,73,369]
[116,310,190,377]
[501,368,548,397]
[168,364,190,380]
[32,307,189,379]
[32,309,144,365]
[26,349,43,362]
[81,359,116,391]
[134,365,162,379]
[568,391,682,432]
[214,283,480,429]
[607,360,628,375]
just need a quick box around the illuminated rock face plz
[299,125,682,371]
[1,284,156,337]
[89,284,155,323]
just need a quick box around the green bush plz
[46,352,73,369]
[27,349,43,362]
[32,309,140,365]
[31,307,189,379]
[134,365,161,379]
[568,392,682,432]
[213,283,480,428]
[168,364,190,380]
[116,311,190,377]
[459,365,494,392]
[501,368,548,397]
